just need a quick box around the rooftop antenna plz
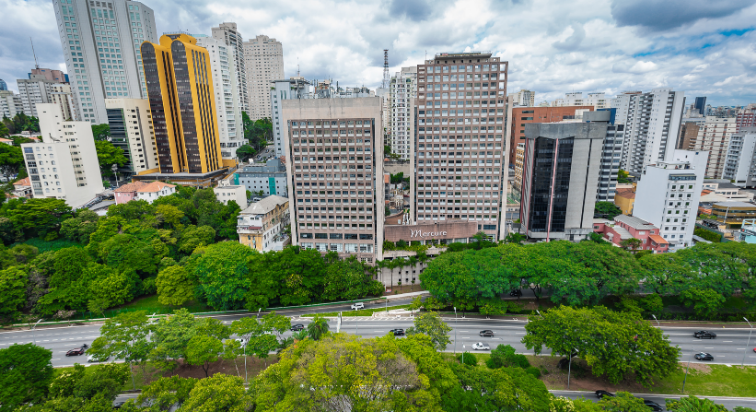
[30,37,39,69]
[382,49,389,89]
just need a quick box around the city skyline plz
[0,0,754,108]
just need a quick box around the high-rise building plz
[722,127,756,187]
[50,83,78,121]
[634,150,707,251]
[284,97,385,263]
[736,107,756,132]
[694,97,707,116]
[29,68,68,83]
[0,91,24,119]
[0,79,7,91]
[105,98,158,176]
[21,103,103,208]
[211,23,248,113]
[140,33,224,175]
[519,120,607,241]
[243,35,284,120]
[17,74,66,117]
[614,88,686,176]
[512,142,525,200]
[508,89,535,107]
[51,0,157,124]
[692,116,737,178]
[235,158,288,197]
[196,36,244,161]
[507,106,594,164]
[387,67,417,160]
[414,52,509,240]
[552,92,608,109]
[270,77,313,157]
[677,119,705,150]
[590,110,625,202]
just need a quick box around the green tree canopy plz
[94,140,128,178]
[0,143,24,180]
[595,201,623,219]
[406,311,452,351]
[91,124,110,141]
[0,343,54,411]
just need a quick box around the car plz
[351,302,365,310]
[472,342,490,351]
[479,330,495,337]
[509,289,523,297]
[66,344,89,357]
[291,324,305,331]
[643,399,663,411]
[595,390,615,399]
[693,330,717,339]
[389,328,405,336]
[694,352,714,361]
[87,353,109,363]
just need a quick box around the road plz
[550,390,756,411]
[2,302,755,368]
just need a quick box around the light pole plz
[567,351,574,390]
[652,314,660,327]
[32,319,44,345]
[244,340,248,386]
[682,354,693,393]
[454,307,458,355]
[742,317,753,367]
[111,164,119,188]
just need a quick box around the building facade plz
[244,35,284,120]
[235,157,288,196]
[21,103,104,208]
[593,214,669,253]
[270,77,314,157]
[0,90,23,118]
[237,195,290,252]
[105,98,158,175]
[736,107,755,132]
[722,128,756,187]
[552,92,608,109]
[387,67,417,160]
[211,22,248,112]
[114,180,175,204]
[633,150,707,251]
[52,0,158,123]
[196,36,244,161]
[692,116,737,178]
[17,74,60,118]
[29,68,67,83]
[507,105,594,165]
[508,89,535,107]
[414,52,509,241]
[213,184,247,208]
[519,122,606,241]
[140,33,225,175]
[284,97,384,263]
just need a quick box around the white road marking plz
[723,341,733,343]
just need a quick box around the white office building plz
[196,36,244,161]
[21,103,104,208]
[552,92,608,109]
[52,0,158,124]
[387,67,417,160]
[0,90,23,118]
[105,98,158,175]
[692,116,738,179]
[270,77,314,157]
[243,35,284,120]
[211,22,248,113]
[634,150,707,251]
[722,128,756,187]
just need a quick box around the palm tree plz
[408,256,418,290]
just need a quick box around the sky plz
[1,0,755,106]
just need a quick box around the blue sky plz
[1,0,755,106]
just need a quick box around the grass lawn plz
[302,304,412,317]
[649,364,756,397]
[114,295,211,315]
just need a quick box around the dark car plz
[509,289,523,297]
[389,328,405,336]
[479,330,494,337]
[595,390,614,399]
[694,352,714,361]
[693,330,717,339]
[290,324,305,331]
[643,400,663,411]
[65,344,89,357]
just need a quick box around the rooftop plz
[615,188,635,199]
[615,214,657,230]
[240,195,288,215]
[713,201,756,208]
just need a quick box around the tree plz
[48,363,130,402]
[0,343,54,411]
[666,395,728,411]
[442,364,551,412]
[59,209,100,244]
[406,311,451,351]
[236,145,257,162]
[156,204,184,227]
[180,373,251,412]
[620,238,642,251]
[0,267,28,322]
[186,335,225,377]
[549,396,602,412]
[94,140,127,177]
[7,198,73,239]
[587,232,605,243]
[0,121,9,138]
[191,242,254,310]
[91,124,110,141]
[598,391,649,412]
[149,309,198,371]
[522,306,680,387]
[504,232,527,244]
[680,287,725,319]
[617,169,631,183]
[594,201,622,219]
[307,314,329,341]
[89,311,153,374]
[133,376,198,411]
[486,344,530,369]
[0,143,23,180]
[156,265,195,306]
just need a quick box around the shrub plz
[486,344,529,369]
[694,227,721,243]
[457,352,477,366]
[525,366,541,379]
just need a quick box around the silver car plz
[472,342,490,350]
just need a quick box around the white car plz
[351,302,365,310]
[472,342,490,351]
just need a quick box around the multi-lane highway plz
[2,306,755,368]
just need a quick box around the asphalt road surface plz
[550,390,756,411]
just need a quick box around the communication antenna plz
[382,49,389,89]
[30,37,39,69]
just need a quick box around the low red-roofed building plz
[11,177,32,199]
[114,181,176,204]
[593,214,669,253]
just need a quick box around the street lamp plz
[32,319,44,345]
[652,314,660,327]
[454,307,458,355]
[742,317,753,367]
[111,164,119,188]
[566,349,576,390]
[682,353,694,393]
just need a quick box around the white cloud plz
[0,0,754,106]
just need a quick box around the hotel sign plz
[384,221,478,242]
[410,230,447,238]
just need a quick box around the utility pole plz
[743,317,753,367]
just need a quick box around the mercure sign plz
[410,230,448,238]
